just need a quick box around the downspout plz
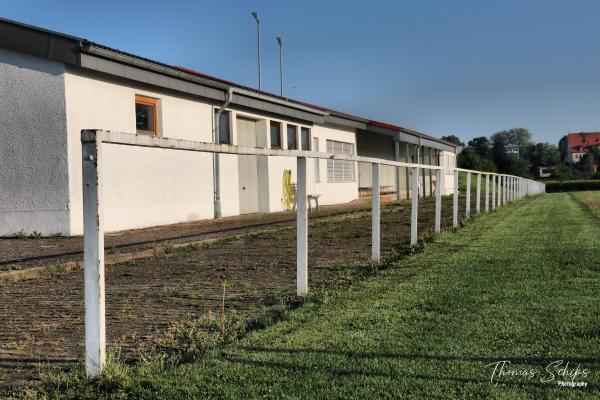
[213,87,234,218]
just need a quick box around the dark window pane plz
[136,103,154,132]
[287,125,297,149]
[215,111,230,144]
[270,122,281,148]
[301,127,310,150]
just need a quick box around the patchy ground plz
[0,195,478,389]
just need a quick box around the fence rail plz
[80,129,545,377]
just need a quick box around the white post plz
[465,172,471,219]
[394,141,401,201]
[371,163,380,262]
[82,130,106,378]
[492,175,496,210]
[435,169,441,233]
[410,167,419,245]
[476,173,481,214]
[485,174,489,212]
[297,157,308,296]
[497,175,502,207]
[453,170,459,227]
[503,176,507,204]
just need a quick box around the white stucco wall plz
[65,68,215,234]
[0,48,70,236]
[64,68,359,234]
[440,151,457,195]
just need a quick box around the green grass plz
[22,194,600,399]
[570,191,600,218]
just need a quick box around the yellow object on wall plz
[282,169,295,211]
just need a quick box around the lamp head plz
[251,12,260,23]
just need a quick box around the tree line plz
[440,128,579,180]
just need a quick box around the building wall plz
[439,151,457,195]
[64,68,358,234]
[0,48,70,236]
[65,68,215,234]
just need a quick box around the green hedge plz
[545,180,600,193]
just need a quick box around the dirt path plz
[0,196,475,390]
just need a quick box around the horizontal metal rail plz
[80,129,545,377]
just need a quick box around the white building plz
[0,18,459,236]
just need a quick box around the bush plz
[545,180,600,193]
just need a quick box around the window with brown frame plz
[287,124,298,150]
[300,127,310,150]
[135,95,158,136]
[270,121,282,149]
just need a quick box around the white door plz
[237,117,259,214]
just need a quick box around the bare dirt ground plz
[0,202,376,273]
[0,195,479,390]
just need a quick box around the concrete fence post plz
[476,173,481,214]
[466,172,471,219]
[435,169,441,233]
[497,175,502,207]
[492,175,496,210]
[81,130,106,378]
[371,163,380,263]
[453,170,459,227]
[410,167,419,245]
[297,156,308,296]
[485,174,489,212]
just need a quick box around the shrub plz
[544,180,600,193]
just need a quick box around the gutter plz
[81,42,328,117]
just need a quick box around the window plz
[301,127,310,150]
[287,124,298,150]
[326,140,355,182]
[135,95,158,136]
[270,121,282,149]
[214,110,231,144]
[313,137,320,182]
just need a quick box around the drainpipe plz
[213,87,234,218]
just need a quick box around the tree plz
[491,128,533,155]
[467,136,491,159]
[458,148,497,172]
[527,143,560,168]
[441,135,464,147]
[558,135,568,163]
[491,134,510,172]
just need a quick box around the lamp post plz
[251,11,261,90]
[276,37,283,96]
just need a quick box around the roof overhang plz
[363,123,458,153]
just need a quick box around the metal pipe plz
[277,37,283,96]
[213,87,234,218]
[252,12,262,90]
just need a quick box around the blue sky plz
[3,0,600,145]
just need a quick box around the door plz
[237,117,260,214]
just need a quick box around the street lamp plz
[276,37,283,96]
[251,11,261,90]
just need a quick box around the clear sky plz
[3,0,600,145]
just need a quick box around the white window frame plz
[326,139,356,183]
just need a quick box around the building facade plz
[566,131,600,165]
[0,18,458,236]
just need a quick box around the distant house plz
[505,144,519,156]
[566,132,600,166]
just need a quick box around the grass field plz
[16,193,600,399]
[570,191,600,217]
